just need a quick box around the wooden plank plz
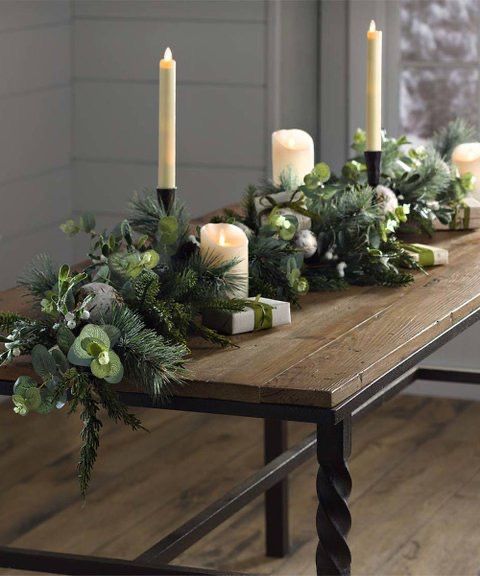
[0,396,478,574]
[73,82,265,168]
[74,19,264,85]
[3,226,480,408]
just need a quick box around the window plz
[400,0,479,141]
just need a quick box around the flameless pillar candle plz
[158,47,176,189]
[272,129,314,188]
[366,20,382,151]
[452,142,480,199]
[200,223,249,298]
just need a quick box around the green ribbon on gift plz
[245,295,274,331]
[449,201,470,230]
[403,243,435,266]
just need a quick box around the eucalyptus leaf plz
[31,344,58,380]
[13,375,37,396]
[104,350,124,384]
[57,325,75,354]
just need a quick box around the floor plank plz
[0,395,479,575]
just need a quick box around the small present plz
[434,196,480,230]
[404,243,448,266]
[202,297,291,335]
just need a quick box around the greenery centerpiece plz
[0,120,474,496]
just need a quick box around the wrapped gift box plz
[434,196,480,231]
[202,297,291,335]
[404,243,448,266]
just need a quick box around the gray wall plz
[71,0,318,260]
[0,0,73,290]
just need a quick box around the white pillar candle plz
[452,142,480,199]
[366,20,382,151]
[272,129,314,188]
[200,223,249,298]
[158,47,176,189]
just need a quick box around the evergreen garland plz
[0,119,473,497]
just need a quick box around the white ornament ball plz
[77,283,123,322]
[376,185,398,215]
[294,230,318,259]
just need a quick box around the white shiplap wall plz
[71,0,270,260]
[0,1,73,290]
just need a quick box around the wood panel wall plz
[0,1,73,290]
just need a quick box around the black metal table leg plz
[264,418,289,557]
[316,417,352,576]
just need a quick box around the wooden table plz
[2,228,480,575]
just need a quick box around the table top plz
[2,228,480,409]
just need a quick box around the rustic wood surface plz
[2,224,480,408]
[0,395,479,575]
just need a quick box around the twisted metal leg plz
[316,419,352,576]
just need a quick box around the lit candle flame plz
[287,137,296,148]
[219,229,226,246]
[369,20,376,32]
[164,47,173,60]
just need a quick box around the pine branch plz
[242,185,259,231]
[104,305,187,400]
[0,312,25,334]
[76,381,102,498]
[432,118,476,161]
[18,254,57,298]
[96,382,147,432]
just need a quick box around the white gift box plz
[202,297,291,335]
[434,196,480,231]
[404,243,449,266]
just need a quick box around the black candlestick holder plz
[157,187,176,214]
[364,151,382,188]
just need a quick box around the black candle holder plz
[157,187,176,214]
[364,151,382,188]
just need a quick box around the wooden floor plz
[0,394,479,575]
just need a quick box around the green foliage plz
[128,190,189,251]
[75,379,102,498]
[432,118,476,161]
[19,254,57,299]
[0,312,25,334]
[68,324,124,384]
[248,236,301,303]
[60,212,96,237]
[242,184,259,231]
[102,305,187,400]
[12,376,41,415]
